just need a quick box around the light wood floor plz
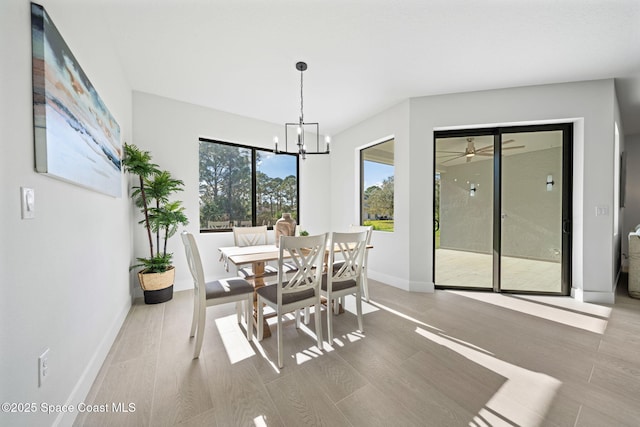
[75,276,640,426]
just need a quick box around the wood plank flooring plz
[74,276,640,426]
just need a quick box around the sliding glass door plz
[434,134,494,289]
[500,131,565,292]
[434,125,571,295]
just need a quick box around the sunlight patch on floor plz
[253,415,268,427]
[416,327,561,427]
[215,314,255,364]
[446,290,609,334]
[512,294,612,318]
[369,300,444,332]
[341,295,380,315]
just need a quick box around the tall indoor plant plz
[122,142,189,304]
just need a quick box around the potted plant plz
[122,142,189,304]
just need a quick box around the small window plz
[360,139,394,232]
[199,139,299,231]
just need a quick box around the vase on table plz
[274,213,296,247]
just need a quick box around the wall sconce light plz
[546,175,554,192]
[470,183,476,197]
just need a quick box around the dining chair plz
[333,225,373,301]
[181,231,254,359]
[256,233,328,368]
[232,225,278,279]
[322,231,368,343]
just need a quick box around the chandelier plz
[274,61,330,160]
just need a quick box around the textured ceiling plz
[50,0,640,136]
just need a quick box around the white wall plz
[332,80,619,302]
[331,101,415,290]
[131,91,332,295]
[0,1,133,426]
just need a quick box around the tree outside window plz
[199,139,298,231]
[361,139,394,232]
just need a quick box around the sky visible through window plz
[257,152,295,178]
[258,153,392,187]
[364,160,394,189]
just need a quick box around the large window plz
[199,138,299,231]
[360,138,394,232]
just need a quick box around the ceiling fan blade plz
[502,139,515,145]
[501,145,526,150]
[475,145,494,153]
[436,150,466,154]
[475,153,494,156]
[437,154,466,159]
[441,153,467,164]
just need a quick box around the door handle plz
[562,220,571,234]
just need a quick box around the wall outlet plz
[38,348,49,387]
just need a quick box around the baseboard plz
[571,287,615,304]
[368,270,410,291]
[54,298,131,427]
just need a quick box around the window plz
[199,138,299,231]
[360,138,394,232]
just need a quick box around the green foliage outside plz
[363,175,394,232]
[199,142,298,229]
[364,219,394,232]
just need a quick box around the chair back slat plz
[181,231,206,302]
[278,234,328,297]
[233,225,269,246]
[330,231,368,282]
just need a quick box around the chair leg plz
[236,300,242,324]
[327,296,334,343]
[315,300,324,351]
[304,306,310,324]
[257,295,264,341]
[193,306,206,359]
[362,271,370,302]
[295,309,301,329]
[277,312,283,369]
[190,290,199,338]
[246,294,253,341]
[356,288,364,333]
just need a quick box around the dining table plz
[218,242,372,338]
[218,244,283,338]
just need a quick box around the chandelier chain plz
[300,69,304,122]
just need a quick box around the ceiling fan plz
[437,138,525,163]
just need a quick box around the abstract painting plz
[31,3,121,197]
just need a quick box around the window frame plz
[199,137,300,233]
[359,137,395,231]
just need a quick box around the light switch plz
[21,187,35,219]
[595,205,609,216]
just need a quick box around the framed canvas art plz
[31,2,122,197]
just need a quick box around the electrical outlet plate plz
[21,187,35,219]
[38,348,49,387]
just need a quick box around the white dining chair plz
[232,225,278,279]
[181,231,254,359]
[333,225,373,301]
[256,233,328,368]
[322,231,368,343]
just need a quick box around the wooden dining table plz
[218,242,372,338]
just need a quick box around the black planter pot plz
[143,285,174,304]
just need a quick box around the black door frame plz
[433,123,573,295]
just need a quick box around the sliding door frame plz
[433,123,572,295]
